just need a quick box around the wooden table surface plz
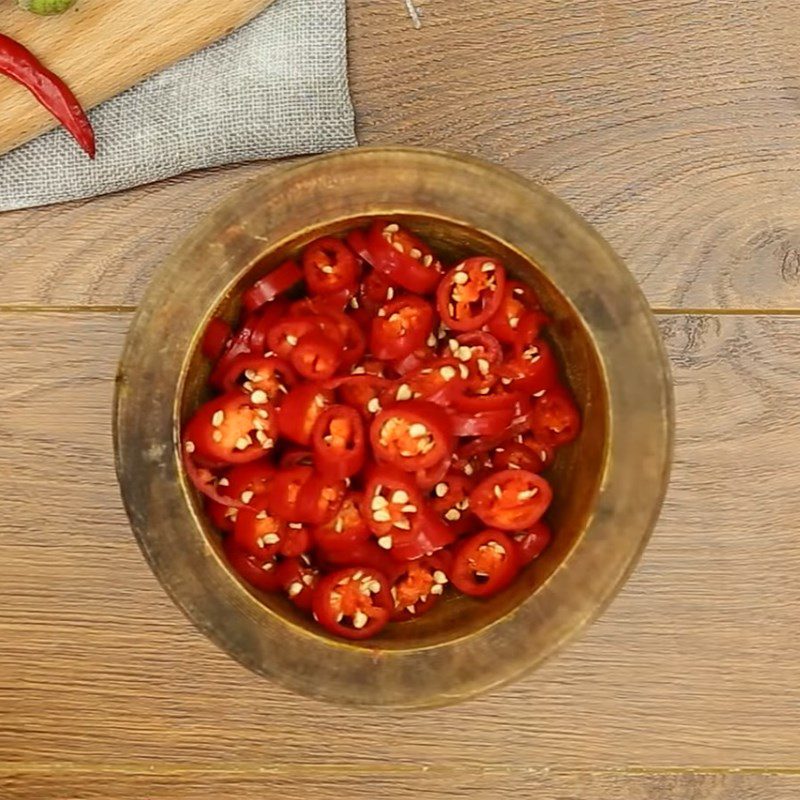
[2,1,799,797]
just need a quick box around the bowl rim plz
[114,146,674,708]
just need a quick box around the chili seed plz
[367,397,381,413]
[477,358,490,375]
[371,495,389,510]
[256,510,268,520]
[241,490,254,504]
[235,436,251,450]
[509,316,520,329]
[287,582,303,598]
[409,247,422,259]
[211,410,224,427]
[391,489,409,504]
[218,477,230,487]
[263,533,280,545]
[444,508,461,521]
[384,223,399,233]
[286,334,298,346]
[184,440,195,453]
[431,584,444,595]
[392,241,405,254]
[319,264,334,274]
[373,508,392,522]
[212,430,223,443]
[377,535,393,549]
[481,262,495,272]
[517,488,539,500]
[453,271,469,285]
[439,365,456,381]
[396,384,413,401]
[386,287,395,300]
[456,346,472,361]
[493,485,503,498]
[394,518,411,531]
[433,570,448,584]
[250,389,268,404]
[422,254,434,267]
[352,610,369,629]
[408,423,427,438]
[302,573,315,585]
[401,504,418,513]
[533,389,546,398]
[434,482,448,498]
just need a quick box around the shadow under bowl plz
[114,147,673,708]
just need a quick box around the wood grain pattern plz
[0,0,273,154]
[3,769,800,800]
[1,314,798,784]
[1,0,800,308]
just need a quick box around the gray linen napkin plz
[0,0,356,212]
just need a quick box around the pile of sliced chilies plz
[182,220,580,640]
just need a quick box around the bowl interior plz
[179,213,608,651]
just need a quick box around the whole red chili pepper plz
[0,33,95,158]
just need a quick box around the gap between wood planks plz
[3,763,800,777]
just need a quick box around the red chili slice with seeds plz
[390,554,450,620]
[312,566,393,640]
[366,220,442,294]
[469,469,552,531]
[370,400,454,472]
[451,529,521,597]
[436,257,506,331]
[302,236,360,296]
[183,392,278,465]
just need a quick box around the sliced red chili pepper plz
[312,566,393,640]
[392,506,456,561]
[360,268,393,308]
[440,330,502,393]
[365,220,443,294]
[530,387,581,447]
[318,539,400,580]
[223,539,282,593]
[469,469,552,530]
[452,384,523,415]
[277,384,334,445]
[181,447,240,508]
[183,393,278,465]
[247,298,291,354]
[233,499,286,558]
[370,296,435,361]
[362,464,424,539]
[390,554,450,620]
[511,520,552,565]
[498,339,559,395]
[265,465,314,522]
[295,473,346,526]
[414,454,452,491]
[328,374,392,419]
[220,460,276,507]
[312,309,366,370]
[205,498,239,533]
[391,346,436,377]
[487,281,549,345]
[345,228,376,267]
[451,529,520,597]
[492,441,547,474]
[276,556,319,610]
[266,316,323,361]
[397,358,467,406]
[370,400,454,472]
[0,34,95,158]
[219,354,296,404]
[312,492,371,553]
[302,236,359,296]
[290,330,342,381]
[279,522,313,558]
[242,260,303,312]
[311,405,366,480]
[451,408,515,437]
[436,257,506,331]
[430,471,477,535]
[201,317,231,361]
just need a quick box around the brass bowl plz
[114,147,673,708]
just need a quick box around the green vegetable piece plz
[18,0,77,15]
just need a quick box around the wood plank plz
[2,0,800,308]
[2,768,799,800]
[0,312,798,771]
[0,0,273,155]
